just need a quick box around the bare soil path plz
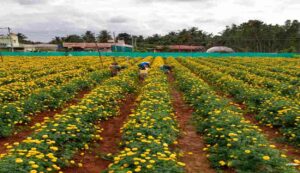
[243,112,300,161]
[63,94,137,173]
[0,90,90,154]
[168,73,216,173]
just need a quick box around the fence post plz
[0,52,3,62]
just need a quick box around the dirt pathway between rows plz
[168,73,216,173]
[63,93,137,173]
[243,112,300,160]
[0,90,90,154]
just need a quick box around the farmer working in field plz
[109,62,121,77]
[138,62,151,81]
[160,65,173,74]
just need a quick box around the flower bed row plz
[179,58,300,146]
[0,57,111,86]
[107,57,184,173]
[217,58,300,78]
[208,58,299,84]
[0,57,151,173]
[0,57,120,103]
[167,57,298,173]
[192,58,299,99]
[0,56,112,79]
[0,58,137,138]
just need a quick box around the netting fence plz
[0,51,298,58]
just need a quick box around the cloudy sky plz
[0,0,299,42]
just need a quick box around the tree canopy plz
[97,30,112,43]
[45,19,299,52]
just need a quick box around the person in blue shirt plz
[138,62,151,81]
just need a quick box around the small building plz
[206,46,234,53]
[63,41,133,52]
[23,44,58,52]
[155,45,205,52]
[0,33,21,51]
[0,33,58,52]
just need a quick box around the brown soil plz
[168,73,216,173]
[219,93,300,161]
[0,90,90,154]
[63,94,137,173]
[183,63,300,163]
[243,113,300,160]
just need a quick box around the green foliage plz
[167,57,297,173]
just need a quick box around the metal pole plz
[113,32,117,53]
[8,27,14,52]
[131,35,134,52]
[94,41,104,68]
[134,37,137,51]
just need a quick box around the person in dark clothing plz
[109,62,121,76]
[160,65,173,74]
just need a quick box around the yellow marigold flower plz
[177,162,186,166]
[28,161,35,165]
[114,157,120,161]
[134,167,141,172]
[146,164,153,169]
[262,155,270,161]
[15,158,23,163]
[31,164,39,169]
[78,163,83,167]
[50,146,58,151]
[149,160,155,164]
[42,135,48,139]
[245,150,251,154]
[281,154,287,158]
[219,160,226,166]
[30,170,37,173]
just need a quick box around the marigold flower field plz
[0,56,299,173]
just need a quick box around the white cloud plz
[0,0,299,42]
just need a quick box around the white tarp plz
[206,46,234,53]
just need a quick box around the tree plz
[82,31,96,43]
[97,30,112,43]
[64,35,83,42]
[49,36,63,44]
[49,19,299,52]
[17,33,33,44]
[117,33,132,44]
[216,19,300,52]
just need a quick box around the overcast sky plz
[0,0,299,42]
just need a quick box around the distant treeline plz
[19,20,300,52]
